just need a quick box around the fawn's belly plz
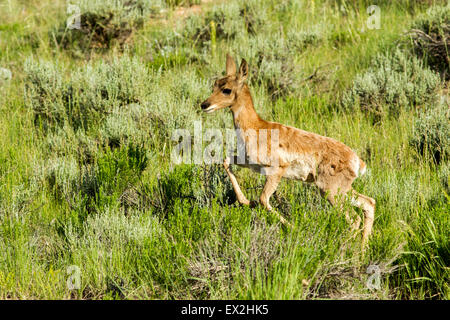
[235,152,317,181]
[282,153,317,182]
[235,162,273,175]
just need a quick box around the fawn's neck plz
[230,85,263,131]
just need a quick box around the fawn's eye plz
[222,88,232,95]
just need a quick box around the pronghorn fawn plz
[200,54,375,248]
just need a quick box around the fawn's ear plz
[226,54,237,76]
[237,58,248,85]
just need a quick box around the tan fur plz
[201,54,375,248]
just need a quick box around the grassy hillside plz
[0,0,448,299]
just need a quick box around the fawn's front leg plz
[260,166,291,227]
[223,156,251,206]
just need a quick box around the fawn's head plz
[201,54,249,113]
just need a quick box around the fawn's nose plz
[201,101,210,110]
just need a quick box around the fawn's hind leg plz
[350,191,375,247]
[223,157,250,206]
[316,167,375,249]
[322,188,362,238]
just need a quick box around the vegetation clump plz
[341,49,441,118]
[151,164,234,213]
[181,0,269,44]
[168,0,325,98]
[437,162,449,194]
[410,99,450,164]
[241,27,324,98]
[410,4,450,79]
[188,218,282,298]
[52,0,159,56]
[391,202,449,299]
[24,56,150,131]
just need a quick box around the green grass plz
[0,0,448,299]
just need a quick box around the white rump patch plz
[350,156,360,177]
[359,164,367,176]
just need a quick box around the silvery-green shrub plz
[183,2,246,43]
[410,99,449,164]
[342,49,441,117]
[410,4,450,79]
[24,59,67,128]
[228,21,325,98]
[412,4,450,34]
[25,56,151,131]
[100,109,139,147]
[45,156,80,196]
[438,162,449,194]
[52,0,163,54]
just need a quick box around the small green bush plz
[100,105,148,147]
[391,202,449,299]
[71,206,163,247]
[288,27,323,50]
[74,130,100,164]
[25,56,150,131]
[233,26,324,98]
[63,205,165,297]
[71,56,149,124]
[0,184,37,220]
[438,162,449,194]
[45,156,80,198]
[25,56,210,136]
[0,67,12,83]
[149,1,323,98]
[42,143,148,213]
[188,218,282,298]
[45,126,99,164]
[250,39,297,98]
[147,1,270,66]
[410,99,450,164]
[52,0,160,55]
[164,0,200,7]
[93,143,149,209]
[150,164,234,213]
[342,49,441,118]
[410,4,450,79]
[24,59,67,128]
[183,2,259,43]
